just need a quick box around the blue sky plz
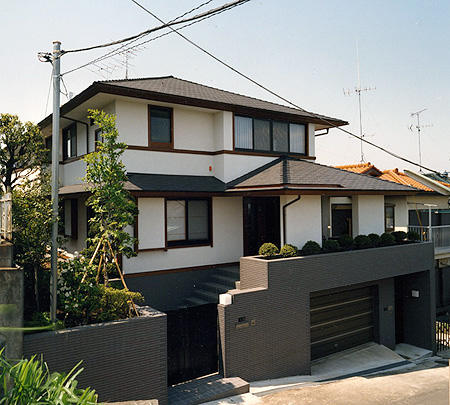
[1,0,449,173]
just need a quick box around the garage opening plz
[310,286,376,360]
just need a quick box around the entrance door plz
[243,197,281,256]
[166,303,218,386]
[331,204,352,237]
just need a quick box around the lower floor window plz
[166,198,211,246]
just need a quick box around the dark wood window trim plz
[94,128,104,152]
[165,197,212,248]
[385,204,395,232]
[148,105,174,149]
[233,113,308,156]
[62,123,77,161]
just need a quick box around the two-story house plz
[39,77,436,384]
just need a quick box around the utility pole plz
[343,40,376,163]
[50,41,61,323]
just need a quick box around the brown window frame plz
[148,105,174,149]
[165,197,212,248]
[62,123,77,161]
[385,204,395,232]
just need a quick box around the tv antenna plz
[409,108,433,172]
[343,40,376,163]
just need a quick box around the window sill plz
[166,242,212,250]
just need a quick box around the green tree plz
[0,113,47,193]
[12,170,53,317]
[83,109,138,265]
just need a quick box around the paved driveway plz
[260,359,449,405]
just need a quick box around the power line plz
[130,0,441,174]
[61,0,249,77]
[61,0,249,55]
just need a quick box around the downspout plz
[282,196,301,246]
[61,115,89,154]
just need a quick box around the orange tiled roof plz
[379,169,433,191]
[335,162,379,175]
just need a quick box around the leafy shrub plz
[0,350,98,404]
[338,234,354,250]
[322,239,341,252]
[407,230,420,242]
[354,234,372,249]
[280,244,298,257]
[380,232,395,246]
[302,240,321,256]
[58,257,143,327]
[391,231,407,243]
[368,233,380,247]
[258,243,279,257]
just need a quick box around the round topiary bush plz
[407,230,420,242]
[368,233,380,247]
[391,231,407,243]
[301,240,321,256]
[322,239,341,253]
[280,244,298,257]
[338,234,354,250]
[354,234,372,249]
[380,232,395,246]
[258,242,279,257]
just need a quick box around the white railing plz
[409,225,450,250]
[0,193,12,243]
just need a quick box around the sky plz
[1,0,450,174]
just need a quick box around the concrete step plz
[210,274,238,289]
[193,289,220,303]
[201,281,231,294]
[184,296,209,306]
[216,266,240,279]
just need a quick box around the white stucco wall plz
[174,108,214,151]
[216,154,276,183]
[123,197,243,274]
[62,159,87,185]
[352,195,385,235]
[213,111,233,151]
[407,195,450,210]
[115,100,147,147]
[138,198,165,250]
[280,195,322,248]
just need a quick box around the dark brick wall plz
[23,308,167,404]
[219,242,435,382]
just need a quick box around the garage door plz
[310,286,375,360]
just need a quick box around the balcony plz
[409,225,450,258]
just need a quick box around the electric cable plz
[130,0,442,174]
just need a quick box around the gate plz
[436,313,450,352]
[166,303,218,386]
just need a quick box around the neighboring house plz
[337,162,450,312]
[38,77,436,384]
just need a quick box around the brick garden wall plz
[23,307,167,404]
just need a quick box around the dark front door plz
[166,303,218,386]
[331,204,352,237]
[243,197,281,256]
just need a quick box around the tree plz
[12,169,53,317]
[83,110,138,269]
[0,113,47,193]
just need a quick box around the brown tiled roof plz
[335,162,382,176]
[379,169,434,191]
[39,76,348,129]
[227,157,418,194]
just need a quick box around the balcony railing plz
[0,193,12,243]
[409,225,450,252]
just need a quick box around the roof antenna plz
[343,39,376,163]
[409,109,432,173]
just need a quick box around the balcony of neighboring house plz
[409,208,450,258]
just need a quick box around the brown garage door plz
[310,286,375,360]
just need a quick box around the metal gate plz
[436,313,450,352]
[310,286,375,360]
[166,303,218,386]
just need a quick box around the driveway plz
[260,359,449,405]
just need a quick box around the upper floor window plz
[149,106,173,148]
[63,124,77,160]
[94,128,104,151]
[234,115,306,155]
[166,198,211,247]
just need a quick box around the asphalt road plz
[260,359,449,405]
